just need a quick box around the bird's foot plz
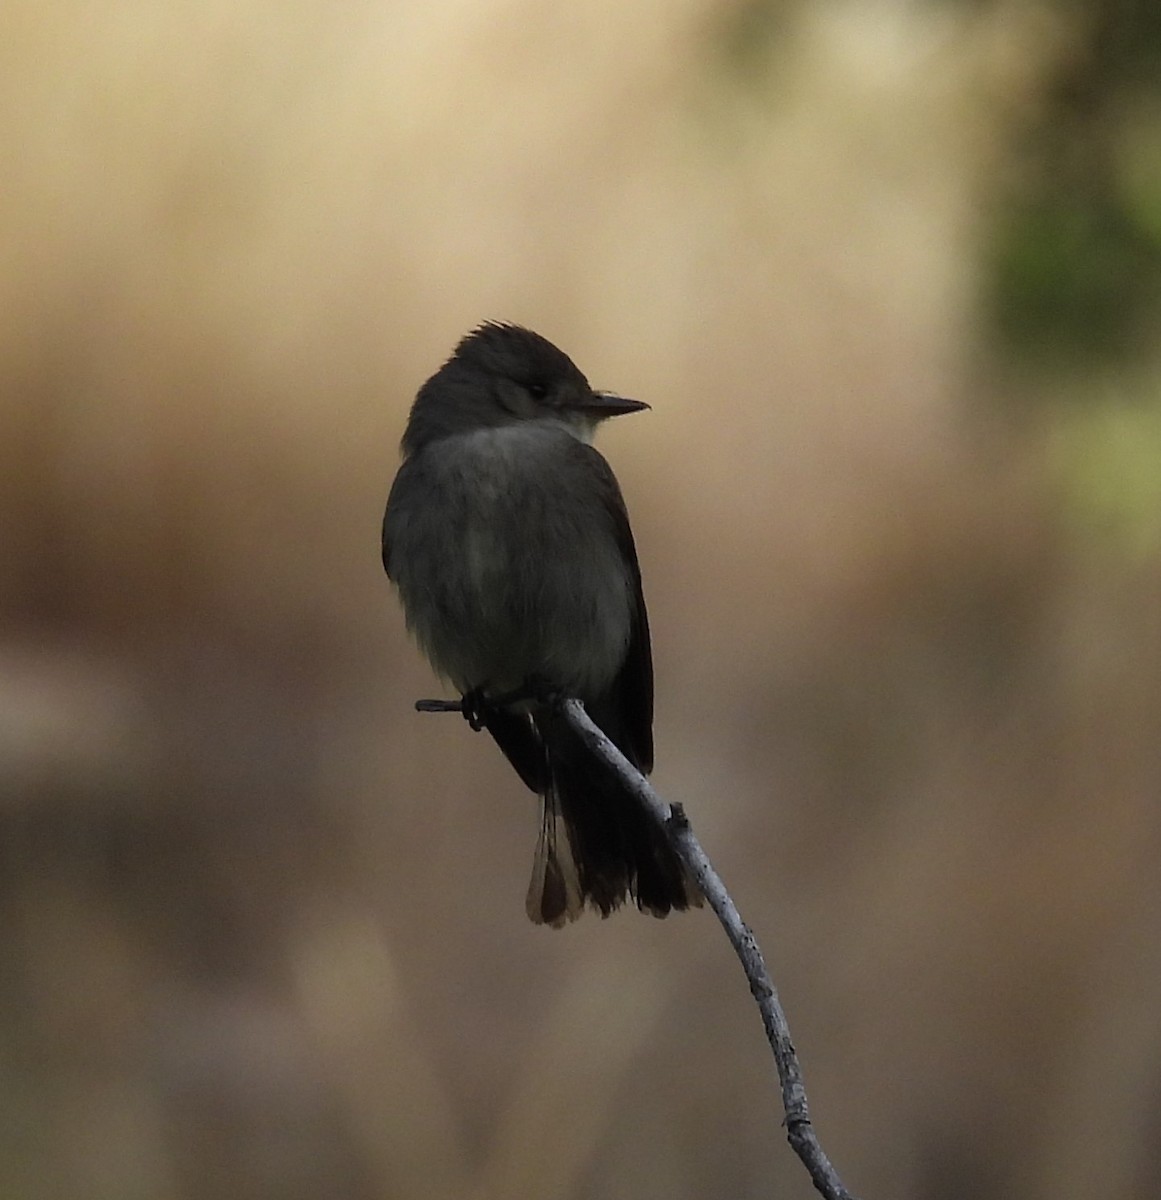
[460,687,489,731]
[415,679,565,729]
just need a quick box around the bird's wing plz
[578,443,654,773]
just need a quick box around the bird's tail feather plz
[524,710,700,927]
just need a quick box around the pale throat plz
[533,412,598,444]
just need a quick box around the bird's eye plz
[526,381,548,401]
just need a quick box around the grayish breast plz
[385,423,634,699]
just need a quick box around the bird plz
[382,322,699,926]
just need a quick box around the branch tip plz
[411,690,861,1200]
[555,699,861,1200]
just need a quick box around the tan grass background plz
[3,2,1161,1198]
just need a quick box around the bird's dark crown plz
[450,322,589,395]
[401,322,597,455]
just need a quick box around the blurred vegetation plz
[988,0,1161,369]
[713,0,798,82]
[1050,385,1161,557]
[979,0,1161,557]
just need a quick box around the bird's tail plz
[523,709,701,927]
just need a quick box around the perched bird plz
[382,322,699,925]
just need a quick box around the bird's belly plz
[397,477,632,699]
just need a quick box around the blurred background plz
[3,0,1161,1197]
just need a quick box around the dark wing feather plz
[578,444,653,773]
[483,708,548,794]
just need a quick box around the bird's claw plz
[461,688,489,731]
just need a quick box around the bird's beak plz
[580,390,651,417]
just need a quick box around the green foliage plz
[986,1,1161,374]
[989,183,1161,366]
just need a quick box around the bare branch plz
[415,694,862,1200]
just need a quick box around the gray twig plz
[415,694,861,1200]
